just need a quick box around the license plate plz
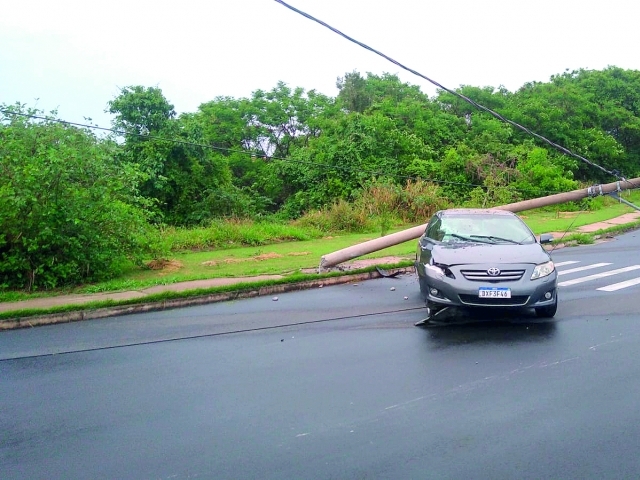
[478,287,511,298]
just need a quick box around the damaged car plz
[415,209,557,321]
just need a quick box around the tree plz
[336,71,371,113]
[276,111,432,215]
[513,147,578,198]
[107,85,176,136]
[245,82,334,158]
[108,86,245,224]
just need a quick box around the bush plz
[294,180,450,234]
[294,199,375,233]
[160,219,323,251]
[355,179,450,223]
[0,106,153,290]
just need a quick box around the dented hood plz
[431,242,551,266]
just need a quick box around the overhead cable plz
[273,0,636,188]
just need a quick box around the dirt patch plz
[224,258,246,264]
[201,252,283,267]
[556,211,585,218]
[254,253,283,261]
[146,259,183,272]
[287,251,311,257]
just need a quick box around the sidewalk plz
[546,211,640,242]
[1,212,639,319]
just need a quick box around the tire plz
[535,295,557,318]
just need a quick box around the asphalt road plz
[2,230,640,479]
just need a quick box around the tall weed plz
[294,199,374,233]
[161,219,323,251]
[357,179,450,223]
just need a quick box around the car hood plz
[432,242,551,266]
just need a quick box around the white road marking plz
[597,277,640,292]
[557,263,611,276]
[558,265,640,287]
[554,261,580,267]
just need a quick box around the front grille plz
[459,294,529,306]
[460,269,525,282]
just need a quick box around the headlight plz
[425,264,445,277]
[425,263,455,279]
[531,260,555,280]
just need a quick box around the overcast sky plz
[2,0,639,128]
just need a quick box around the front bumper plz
[416,261,558,308]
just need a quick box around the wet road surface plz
[2,231,640,479]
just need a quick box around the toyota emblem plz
[487,267,501,276]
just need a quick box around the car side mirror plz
[539,233,554,244]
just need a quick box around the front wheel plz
[535,295,558,318]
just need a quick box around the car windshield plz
[434,214,535,244]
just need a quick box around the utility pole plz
[319,177,640,269]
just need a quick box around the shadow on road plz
[419,308,558,348]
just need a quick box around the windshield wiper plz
[470,235,522,245]
[449,234,493,244]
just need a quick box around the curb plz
[0,267,415,331]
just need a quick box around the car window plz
[439,214,535,244]
[425,216,444,241]
[482,217,535,243]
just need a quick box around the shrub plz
[294,199,375,233]
[160,219,323,251]
[0,106,152,290]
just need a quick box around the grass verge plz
[1,192,638,305]
[550,220,640,247]
[0,262,414,323]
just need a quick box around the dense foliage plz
[104,68,640,223]
[0,106,153,289]
[2,66,640,289]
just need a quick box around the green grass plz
[523,205,633,234]
[0,262,414,321]
[79,231,418,293]
[78,194,638,294]
[0,229,417,302]
[1,190,639,305]
[555,233,596,245]
[521,190,640,234]
[162,220,325,251]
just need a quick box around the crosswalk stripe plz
[557,263,611,276]
[554,261,580,267]
[597,277,640,292]
[558,265,640,287]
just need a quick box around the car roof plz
[437,208,516,217]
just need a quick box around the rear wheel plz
[535,295,557,318]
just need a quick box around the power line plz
[1,108,561,193]
[273,0,636,189]
[0,306,424,361]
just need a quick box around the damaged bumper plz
[415,261,558,308]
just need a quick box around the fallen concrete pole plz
[320,177,640,268]
[495,178,639,212]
